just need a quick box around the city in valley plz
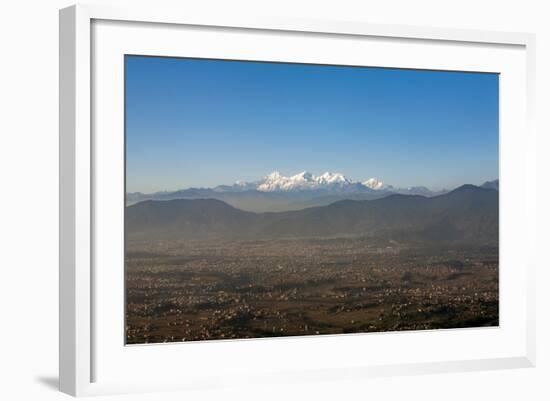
[125,235,498,344]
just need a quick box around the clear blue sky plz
[126,55,498,193]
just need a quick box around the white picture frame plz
[59,4,536,397]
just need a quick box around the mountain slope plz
[126,185,498,243]
[126,198,257,239]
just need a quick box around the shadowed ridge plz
[126,198,257,240]
[435,183,496,197]
[126,185,498,242]
[130,197,239,208]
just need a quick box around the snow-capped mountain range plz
[127,171,498,212]
[230,171,389,193]
[257,171,353,191]
[129,170,451,198]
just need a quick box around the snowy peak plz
[266,171,283,180]
[222,170,443,196]
[295,171,313,180]
[258,171,315,191]
[362,178,385,190]
[317,172,352,185]
[256,171,355,192]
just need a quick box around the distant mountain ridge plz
[126,184,498,243]
[127,171,487,212]
[481,179,499,191]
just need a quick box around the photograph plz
[2,0,545,399]
[124,55,499,344]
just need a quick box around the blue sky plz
[126,55,499,193]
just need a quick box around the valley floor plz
[125,237,498,344]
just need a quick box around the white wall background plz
[0,0,548,399]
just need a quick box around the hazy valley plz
[125,182,499,343]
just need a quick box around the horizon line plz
[126,179,499,195]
